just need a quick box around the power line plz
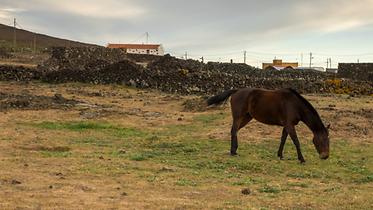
[313,52,373,56]
[128,33,147,44]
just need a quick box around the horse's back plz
[231,88,300,126]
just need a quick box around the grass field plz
[0,81,372,209]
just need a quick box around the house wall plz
[126,47,163,56]
[262,60,298,70]
[157,46,164,55]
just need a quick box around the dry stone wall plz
[0,65,41,81]
[1,47,372,95]
[0,47,11,58]
[338,63,373,82]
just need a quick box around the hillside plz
[0,23,98,50]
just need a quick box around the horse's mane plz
[287,88,325,131]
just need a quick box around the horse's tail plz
[207,89,238,106]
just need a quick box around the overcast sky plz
[1,0,373,67]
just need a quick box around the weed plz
[40,150,71,158]
[35,121,113,131]
[193,113,226,124]
[130,152,155,161]
[259,185,281,194]
[287,182,309,188]
[355,175,373,184]
[175,178,197,186]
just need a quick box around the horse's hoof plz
[230,152,238,156]
[279,157,284,160]
[299,160,306,164]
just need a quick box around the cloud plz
[41,0,146,19]
[1,8,25,12]
[13,0,146,19]
[0,8,21,23]
[1,0,373,65]
[287,0,373,33]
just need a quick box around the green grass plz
[175,178,197,186]
[40,150,71,158]
[130,152,156,161]
[259,185,282,194]
[70,137,113,147]
[35,121,115,131]
[193,112,226,124]
[31,120,373,185]
[28,118,373,209]
[33,121,147,139]
[286,182,309,188]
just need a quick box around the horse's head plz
[313,124,330,160]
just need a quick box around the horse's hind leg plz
[239,113,252,129]
[231,113,252,156]
[230,118,240,156]
[277,127,288,160]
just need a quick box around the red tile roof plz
[107,43,160,49]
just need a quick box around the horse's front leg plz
[286,125,305,163]
[277,127,288,160]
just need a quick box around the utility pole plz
[301,53,303,67]
[200,56,204,63]
[33,34,37,53]
[357,59,360,63]
[243,51,247,64]
[329,58,332,68]
[326,58,329,69]
[13,18,17,50]
[184,51,188,60]
[309,52,313,68]
[146,32,149,44]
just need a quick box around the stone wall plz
[338,63,373,82]
[39,47,161,72]
[1,47,372,95]
[0,47,11,58]
[0,65,41,81]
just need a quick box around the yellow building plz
[262,59,298,70]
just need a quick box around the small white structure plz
[326,68,338,73]
[107,43,164,56]
[296,67,325,72]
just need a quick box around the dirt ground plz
[0,81,372,209]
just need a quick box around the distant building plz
[264,66,295,71]
[326,68,338,73]
[262,59,298,70]
[296,67,325,72]
[107,43,164,55]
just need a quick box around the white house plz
[107,43,164,56]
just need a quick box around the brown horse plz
[207,88,330,163]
